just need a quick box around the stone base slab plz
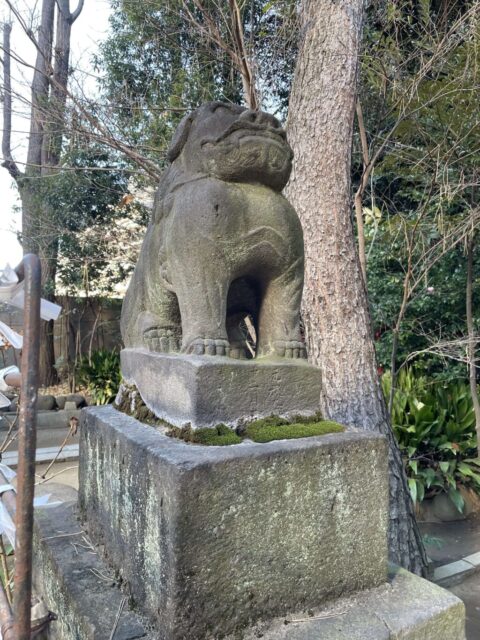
[79,406,388,639]
[240,566,465,639]
[34,497,465,640]
[120,348,322,427]
[33,491,152,639]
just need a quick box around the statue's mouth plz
[236,131,287,149]
[202,120,287,148]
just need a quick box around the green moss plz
[167,423,242,446]
[115,381,168,428]
[245,420,345,443]
[194,429,243,446]
[238,412,324,435]
[119,395,344,446]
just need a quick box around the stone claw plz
[273,340,307,359]
[185,338,230,356]
[228,341,249,360]
[143,327,181,354]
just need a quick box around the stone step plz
[34,494,153,640]
[34,496,465,640]
[240,566,465,640]
[2,444,79,467]
[0,409,82,430]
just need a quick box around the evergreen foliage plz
[356,0,480,380]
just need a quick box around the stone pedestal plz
[121,348,322,427]
[32,404,466,639]
[78,406,388,639]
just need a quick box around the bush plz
[76,349,121,405]
[383,368,480,512]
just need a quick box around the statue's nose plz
[239,109,281,129]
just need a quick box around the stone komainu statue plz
[121,102,306,359]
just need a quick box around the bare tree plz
[181,0,259,109]
[285,0,427,574]
[1,0,84,385]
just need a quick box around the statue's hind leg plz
[122,267,182,353]
[256,257,307,359]
[140,289,182,353]
[169,252,231,356]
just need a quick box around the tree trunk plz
[466,235,480,442]
[2,0,84,386]
[286,0,427,575]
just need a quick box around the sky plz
[0,0,112,267]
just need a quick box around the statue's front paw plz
[185,338,230,356]
[144,327,181,353]
[273,340,307,359]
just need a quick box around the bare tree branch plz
[1,22,21,179]
[68,0,84,24]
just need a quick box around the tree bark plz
[466,234,480,442]
[1,23,20,180]
[286,0,427,575]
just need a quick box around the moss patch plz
[115,381,170,428]
[167,414,345,446]
[167,423,242,446]
[117,392,345,447]
[245,419,345,443]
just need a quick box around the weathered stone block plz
[33,494,152,640]
[120,348,322,427]
[240,566,465,639]
[79,406,388,639]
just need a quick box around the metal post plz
[12,254,41,639]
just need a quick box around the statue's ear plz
[167,112,195,162]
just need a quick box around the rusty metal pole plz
[13,254,41,640]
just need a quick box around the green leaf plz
[408,460,418,474]
[465,458,480,467]
[408,478,418,503]
[448,488,465,513]
[416,480,425,503]
[439,461,449,473]
[438,442,456,451]
[424,468,437,488]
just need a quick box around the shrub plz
[76,349,121,405]
[383,368,480,512]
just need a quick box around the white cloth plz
[0,263,62,321]
[0,366,20,409]
[0,501,16,546]
[0,366,19,393]
[0,320,23,349]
